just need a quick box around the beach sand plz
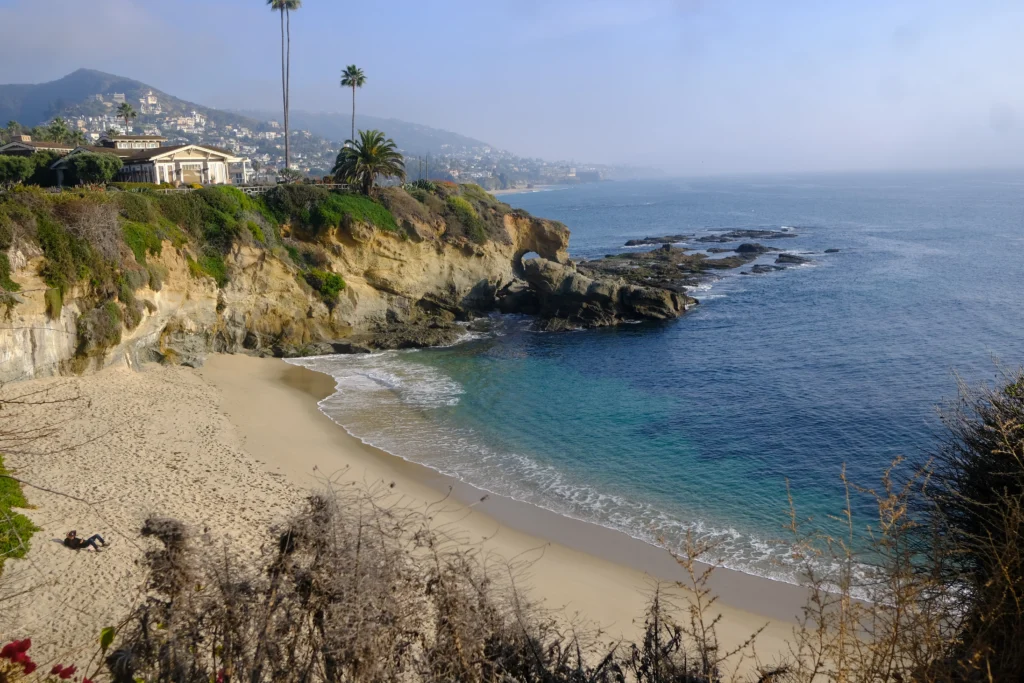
[1,354,804,673]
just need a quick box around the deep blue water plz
[294,172,1024,583]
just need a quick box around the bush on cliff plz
[303,268,345,307]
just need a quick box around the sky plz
[2,0,1024,175]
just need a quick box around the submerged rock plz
[825,248,840,253]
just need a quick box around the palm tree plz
[117,102,138,133]
[4,121,20,142]
[69,130,88,147]
[339,65,366,143]
[331,129,405,195]
[47,117,70,143]
[268,0,301,170]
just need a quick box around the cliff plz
[0,182,688,383]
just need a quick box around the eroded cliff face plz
[0,210,586,382]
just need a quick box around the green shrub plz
[0,454,38,576]
[263,184,330,224]
[0,253,19,292]
[122,221,163,264]
[445,195,487,244]
[156,193,205,236]
[187,251,228,287]
[116,192,158,223]
[246,220,266,243]
[310,193,399,233]
[76,301,123,358]
[37,213,88,294]
[304,269,345,307]
[146,262,169,291]
[44,288,62,320]
[123,300,143,330]
[108,182,175,191]
[0,211,13,250]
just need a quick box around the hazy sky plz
[2,0,1024,174]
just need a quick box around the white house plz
[51,139,243,186]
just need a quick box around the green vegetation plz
[67,152,123,185]
[187,252,228,287]
[445,195,486,243]
[331,129,406,195]
[0,155,32,188]
[0,454,38,576]
[310,192,398,233]
[122,221,162,264]
[44,288,62,320]
[303,268,345,307]
[0,253,18,292]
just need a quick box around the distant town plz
[56,89,619,189]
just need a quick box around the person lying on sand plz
[63,531,107,551]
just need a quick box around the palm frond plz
[332,129,405,195]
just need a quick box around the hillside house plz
[0,135,77,156]
[52,139,243,186]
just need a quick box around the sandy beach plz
[0,354,804,672]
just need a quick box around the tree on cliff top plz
[332,129,405,195]
[68,153,122,185]
[339,64,366,143]
[268,0,302,170]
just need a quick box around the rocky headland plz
[0,183,697,381]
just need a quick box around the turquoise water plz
[292,172,1024,583]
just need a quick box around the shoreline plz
[199,354,807,650]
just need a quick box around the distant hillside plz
[237,109,497,155]
[0,69,263,130]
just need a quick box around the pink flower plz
[14,639,30,653]
[52,664,65,675]
[0,642,14,659]
[58,664,77,679]
[84,678,94,683]
[11,650,28,664]
[22,661,38,674]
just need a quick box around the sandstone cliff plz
[0,183,687,383]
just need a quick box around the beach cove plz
[0,353,800,671]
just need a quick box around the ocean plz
[291,171,1024,584]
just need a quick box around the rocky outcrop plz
[520,258,689,330]
[3,199,692,381]
[775,253,812,265]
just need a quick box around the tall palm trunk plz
[285,8,292,170]
[351,86,356,142]
[279,8,288,169]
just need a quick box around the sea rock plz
[735,243,775,254]
[697,229,798,243]
[824,248,840,253]
[775,253,812,265]
[750,264,786,274]
[522,257,689,328]
[625,234,692,247]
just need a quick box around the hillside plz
[0,69,261,130]
[236,109,496,154]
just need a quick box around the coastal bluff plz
[0,183,689,382]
